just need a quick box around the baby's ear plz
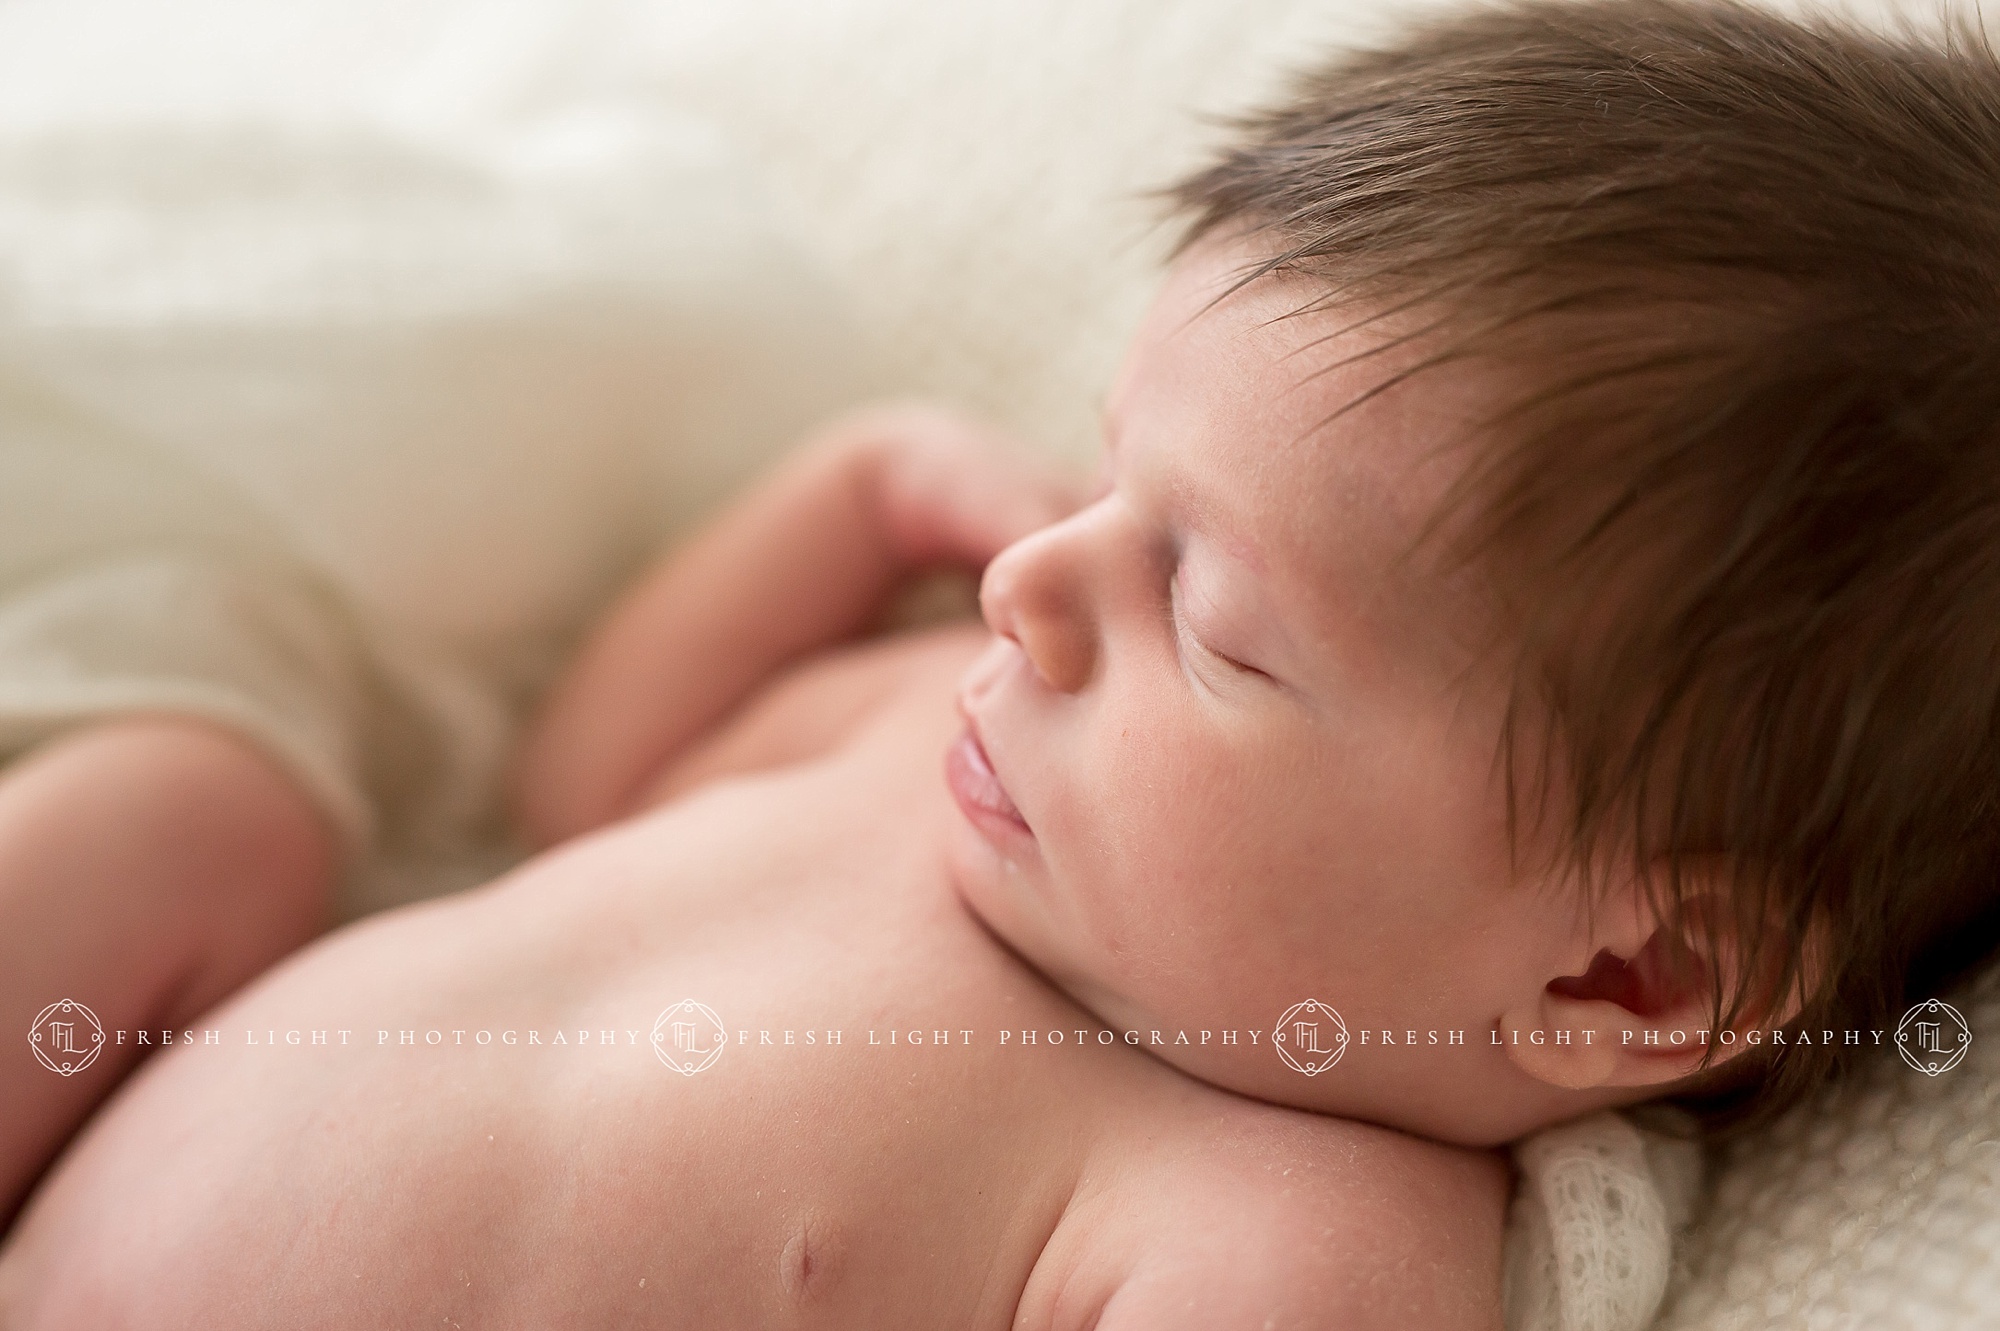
[1498,867,1795,1093]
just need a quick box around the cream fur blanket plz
[0,2,1989,1328]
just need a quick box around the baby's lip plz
[945,721,1032,843]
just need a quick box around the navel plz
[778,1217,837,1304]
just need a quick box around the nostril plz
[976,563,1017,642]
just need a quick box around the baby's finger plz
[940,457,1086,564]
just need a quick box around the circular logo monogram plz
[1272,999,1347,1076]
[1895,998,1971,1077]
[651,1000,727,1077]
[30,999,105,1077]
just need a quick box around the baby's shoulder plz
[1018,1096,1508,1331]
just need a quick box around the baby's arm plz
[512,404,1075,847]
[0,718,332,1226]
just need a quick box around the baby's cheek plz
[1099,804,1244,963]
[1058,703,1260,965]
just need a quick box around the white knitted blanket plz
[1653,966,2000,1330]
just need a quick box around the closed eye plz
[1193,627,1271,681]
[1170,567,1271,683]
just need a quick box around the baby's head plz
[946,0,2000,1146]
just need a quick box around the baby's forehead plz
[1116,243,1504,671]
[1123,240,1488,495]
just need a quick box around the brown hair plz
[1168,0,2000,1126]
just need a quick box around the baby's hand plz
[513,399,1080,845]
[812,402,1086,570]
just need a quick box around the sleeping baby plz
[7,0,2000,1325]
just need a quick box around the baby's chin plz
[941,813,1144,1021]
[941,808,1063,970]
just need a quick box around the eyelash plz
[1208,642,1268,679]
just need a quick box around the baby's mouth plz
[945,725,1032,841]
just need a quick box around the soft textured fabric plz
[1654,966,2000,1331]
[1506,1110,1705,1331]
[0,2,1991,1328]
[0,373,507,858]
[0,25,876,878]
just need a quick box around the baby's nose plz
[980,530,1096,693]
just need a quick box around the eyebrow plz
[1168,471,1268,576]
[1099,393,1268,580]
